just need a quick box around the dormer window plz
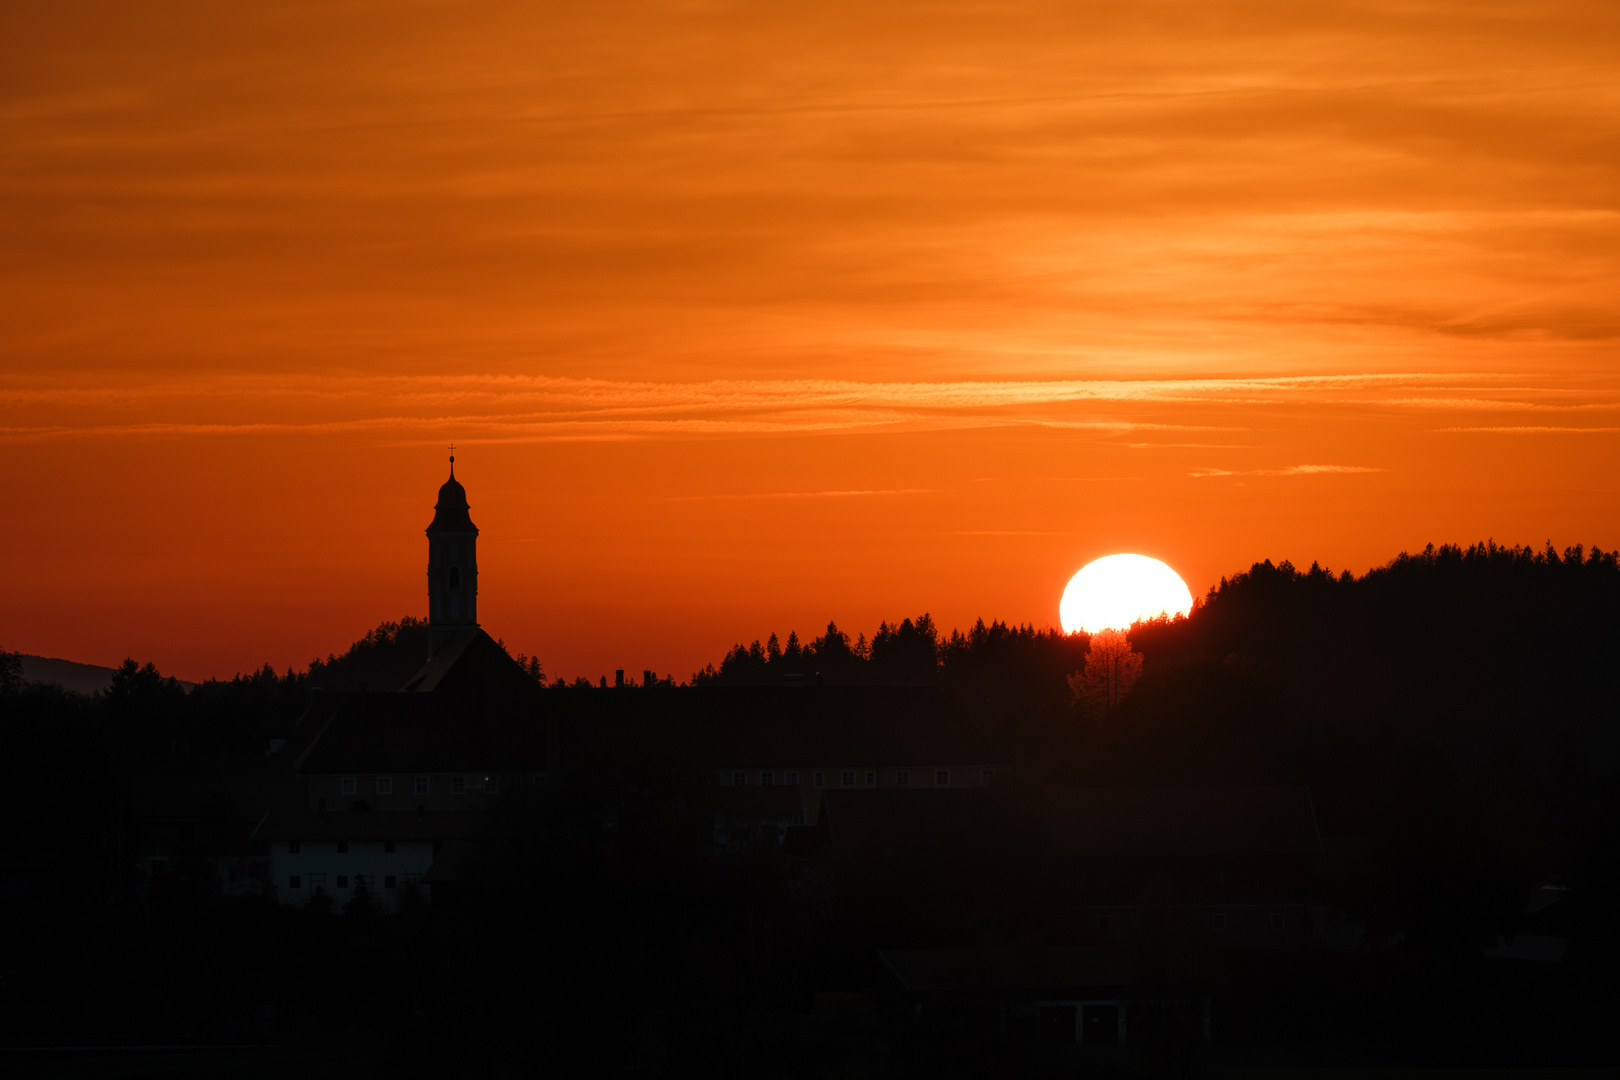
[448,566,462,591]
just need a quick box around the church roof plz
[291,690,548,773]
[426,463,477,534]
[399,628,480,692]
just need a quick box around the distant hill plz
[17,654,197,696]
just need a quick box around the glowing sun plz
[1060,554,1194,634]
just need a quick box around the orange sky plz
[3,1,1618,682]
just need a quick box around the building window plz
[336,840,348,853]
[485,777,499,794]
[760,772,773,787]
[1211,913,1227,932]
[1272,912,1286,930]
[288,840,300,854]
[385,876,397,889]
[981,769,995,786]
[733,772,747,786]
[785,771,799,785]
[340,777,356,796]
[896,770,909,787]
[384,840,396,853]
[376,776,393,795]
[793,810,805,825]
[448,565,462,590]
[451,776,465,794]
[288,876,301,889]
[841,770,855,788]
[865,771,877,788]
[337,875,349,889]
[533,773,546,787]
[415,776,430,795]
[813,772,824,788]
[935,770,950,787]
[1098,914,1112,932]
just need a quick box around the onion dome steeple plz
[425,449,478,638]
[427,455,478,534]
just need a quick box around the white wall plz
[269,839,435,912]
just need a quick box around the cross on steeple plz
[448,443,456,470]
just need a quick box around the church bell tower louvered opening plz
[426,452,478,653]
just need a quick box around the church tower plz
[426,452,478,651]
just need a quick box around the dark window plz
[452,776,465,794]
[385,876,397,889]
[288,840,300,853]
[760,772,773,787]
[865,771,876,788]
[1211,912,1227,931]
[935,770,950,787]
[1098,914,1112,932]
[785,771,799,785]
[337,875,349,889]
[385,840,396,853]
[896,770,909,787]
[733,772,747,786]
[336,840,348,853]
[841,770,855,788]
[981,769,996,785]
[812,772,824,788]
[1272,912,1286,930]
[448,566,462,590]
[415,776,429,795]
[288,876,301,889]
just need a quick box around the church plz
[263,457,553,909]
[262,457,1009,910]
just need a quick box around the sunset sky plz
[3,0,1618,682]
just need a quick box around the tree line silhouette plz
[3,540,1618,1070]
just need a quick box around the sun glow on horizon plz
[1060,554,1195,634]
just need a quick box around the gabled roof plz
[291,691,547,773]
[399,628,480,692]
[282,628,548,774]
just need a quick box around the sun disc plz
[1060,554,1194,634]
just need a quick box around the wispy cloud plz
[1190,464,1386,477]
[667,488,938,500]
[1435,426,1620,433]
[4,371,1612,444]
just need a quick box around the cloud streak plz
[1190,464,1386,478]
[4,371,1614,444]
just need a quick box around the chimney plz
[615,669,624,688]
[643,670,655,687]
